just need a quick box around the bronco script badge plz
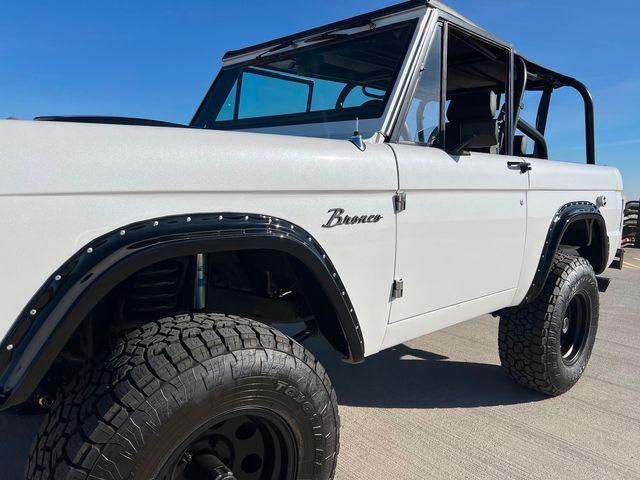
[322,208,383,228]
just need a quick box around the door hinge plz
[392,279,404,299]
[394,191,407,213]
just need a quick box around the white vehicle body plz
[0,115,624,357]
[0,0,623,410]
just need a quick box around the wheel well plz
[521,203,608,304]
[559,217,607,273]
[0,213,365,411]
[38,250,350,402]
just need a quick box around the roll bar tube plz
[521,57,596,165]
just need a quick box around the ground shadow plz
[306,338,547,409]
[0,335,549,479]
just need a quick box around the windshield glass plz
[191,20,417,138]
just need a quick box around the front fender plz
[0,212,364,410]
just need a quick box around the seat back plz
[445,91,499,154]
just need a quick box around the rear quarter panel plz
[513,158,624,304]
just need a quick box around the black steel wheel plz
[158,410,297,480]
[27,314,340,480]
[560,291,592,365]
[499,254,599,396]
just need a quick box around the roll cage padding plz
[0,213,364,410]
[523,202,609,303]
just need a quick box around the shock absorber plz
[194,253,207,310]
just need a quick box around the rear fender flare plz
[523,202,609,303]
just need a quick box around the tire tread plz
[26,313,339,479]
[498,254,597,396]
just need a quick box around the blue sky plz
[1,0,638,199]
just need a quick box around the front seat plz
[445,91,499,154]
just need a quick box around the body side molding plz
[523,202,609,303]
[0,213,364,410]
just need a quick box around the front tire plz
[26,314,339,480]
[499,254,599,396]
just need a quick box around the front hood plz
[0,119,390,197]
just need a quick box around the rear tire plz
[499,254,599,396]
[26,314,339,480]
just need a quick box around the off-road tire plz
[498,254,599,396]
[26,314,339,480]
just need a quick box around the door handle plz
[507,161,532,174]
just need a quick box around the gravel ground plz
[1,251,639,479]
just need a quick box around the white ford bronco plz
[0,1,625,479]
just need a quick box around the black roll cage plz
[513,56,596,164]
[393,10,597,165]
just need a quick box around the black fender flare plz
[523,202,609,303]
[0,213,364,409]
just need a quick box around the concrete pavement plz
[1,251,639,479]
[325,250,640,479]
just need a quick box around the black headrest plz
[447,91,497,122]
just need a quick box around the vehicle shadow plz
[307,339,547,409]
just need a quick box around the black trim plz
[523,202,609,303]
[35,116,187,128]
[0,213,364,410]
[222,1,426,61]
[440,22,449,148]
[506,49,514,156]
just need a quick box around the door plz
[388,22,528,323]
[390,147,528,322]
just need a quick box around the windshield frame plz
[191,19,420,133]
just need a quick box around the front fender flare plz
[0,213,364,409]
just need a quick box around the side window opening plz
[396,23,511,155]
[444,28,510,155]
